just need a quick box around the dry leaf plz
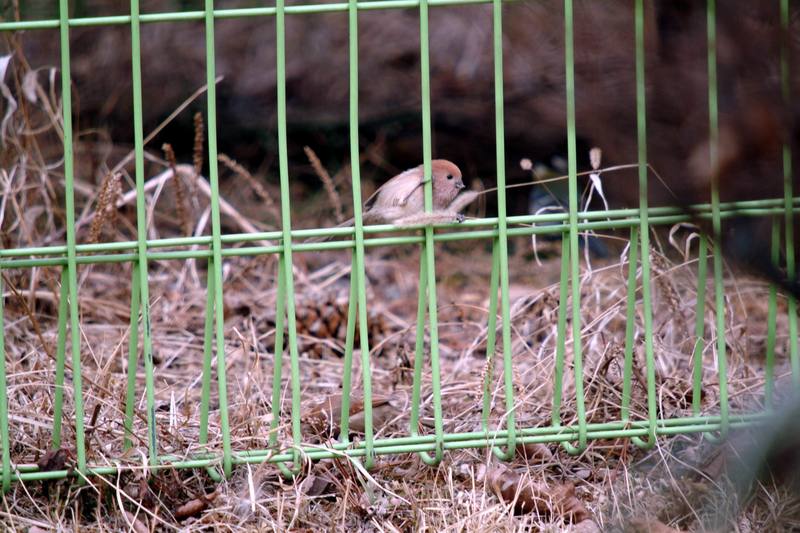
[300,474,333,497]
[477,464,591,521]
[37,448,72,472]
[515,442,555,463]
[173,489,219,521]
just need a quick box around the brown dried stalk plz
[218,153,279,221]
[88,171,121,244]
[650,249,686,335]
[193,111,204,176]
[304,146,344,223]
[162,143,192,236]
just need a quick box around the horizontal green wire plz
[1,209,796,269]
[3,196,796,259]
[0,213,794,268]
[5,412,771,482]
[0,0,521,31]
[1,201,797,268]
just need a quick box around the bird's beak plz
[457,181,465,189]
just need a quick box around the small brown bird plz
[308,159,478,242]
[364,159,466,222]
[351,159,477,227]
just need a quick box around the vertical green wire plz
[198,258,215,445]
[632,0,656,449]
[347,0,375,468]
[765,219,779,409]
[130,0,158,467]
[203,0,233,477]
[268,257,285,450]
[51,269,70,449]
[562,0,586,454]
[123,263,141,450]
[481,240,500,433]
[268,258,294,478]
[339,255,359,441]
[551,233,570,428]
[781,0,799,384]
[621,226,639,421]
[707,0,729,439]
[692,236,708,415]
[415,0,444,465]
[0,273,10,491]
[409,253,431,450]
[199,263,222,480]
[58,0,87,478]
[490,0,515,462]
[275,0,303,475]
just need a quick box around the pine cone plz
[289,290,394,358]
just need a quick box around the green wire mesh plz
[0,0,797,487]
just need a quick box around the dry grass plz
[1,37,799,533]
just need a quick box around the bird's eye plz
[446,174,453,180]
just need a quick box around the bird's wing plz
[369,168,425,209]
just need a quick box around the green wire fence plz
[0,0,798,489]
